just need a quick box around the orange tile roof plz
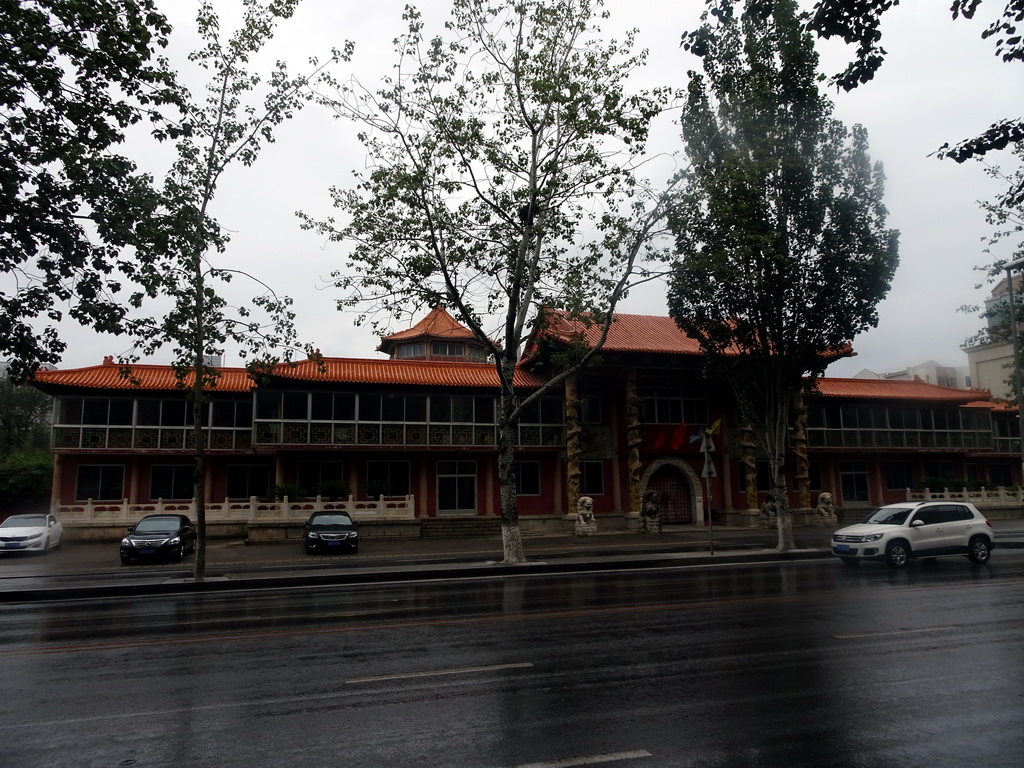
[30,359,253,393]
[812,378,987,403]
[539,312,705,355]
[378,307,477,347]
[268,357,547,389]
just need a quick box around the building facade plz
[30,309,1024,538]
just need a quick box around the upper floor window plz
[397,342,426,359]
[639,387,707,425]
[431,341,464,357]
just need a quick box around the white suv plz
[832,501,994,568]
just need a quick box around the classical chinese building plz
[30,308,1024,539]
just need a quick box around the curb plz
[0,547,829,603]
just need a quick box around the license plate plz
[140,548,156,555]
[327,541,341,547]
[4,542,20,549]
[836,544,850,552]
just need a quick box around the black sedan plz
[120,514,197,564]
[304,512,359,555]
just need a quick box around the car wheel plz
[53,535,62,551]
[40,536,51,555]
[968,536,991,564]
[840,556,859,566]
[176,548,185,562]
[885,540,910,569]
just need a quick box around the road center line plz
[833,626,956,639]
[508,750,653,768]
[346,661,533,684]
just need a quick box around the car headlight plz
[306,532,320,540]
[121,538,131,547]
[168,536,181,545]
[864,533,884,542]
[350,531,358,538]
[27,532,43,541]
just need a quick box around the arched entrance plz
[641,459,701,524]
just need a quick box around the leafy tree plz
[118,0,345,580]
[1,0,181,382]
[302,0,672,563]
[669,0,899,550]
[806,1,1024,166]
[0,374,52,457]
[0,449,53,509]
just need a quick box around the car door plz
[907,506,946,555]
[940,504,977,553]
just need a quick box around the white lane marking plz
[346,661,533,684]
[833,626,955,639]
[508,750,653,768]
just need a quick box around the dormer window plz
[432,341,464,357]
[397,342,427,359]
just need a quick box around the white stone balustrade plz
[52,494,417,526]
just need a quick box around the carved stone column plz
[741,424,758,511]
[791,390,811,513]
[565,374,581,522]
[625,371,643,517]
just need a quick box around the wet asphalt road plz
[1,554,1023,768]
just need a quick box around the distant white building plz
[852,360,972,390]
[964,275,1018,400]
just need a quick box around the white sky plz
[32,0,1024,379]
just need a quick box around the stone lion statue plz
[641,489,661,533]
[814,492,838,527]
[575,495,597,536]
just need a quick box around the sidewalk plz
[2,521,1022,603]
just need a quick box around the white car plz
[0,513,64,554]
[832,501,994,568]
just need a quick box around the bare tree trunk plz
[498,379,525,564]
[192,256,207,582]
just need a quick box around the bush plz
[272,483,305,500]
[0,450,53,506]
[314,479,351,500]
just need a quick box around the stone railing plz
[53,494,417,526]
[904,486,1023,505]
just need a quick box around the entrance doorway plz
[648,465,693,523]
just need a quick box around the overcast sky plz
[33,0,1024,379]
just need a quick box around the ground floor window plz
[839,461,869,503]
[579,461,604,495]
[150,465,193,500]
[226,464,270,499]
[297,460,344,495]
[989,463,1013,487]
[514,461,540,496]
[924,460,955,483]
[885,461,913,490]
[366,460,410,497]
[76,465,125,501]
[437,461,476,513]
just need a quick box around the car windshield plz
[1,515,46,527]
[861,507,913,525]
[134,516,181,532]
[310,514,354,526]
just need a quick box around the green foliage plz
[123,0,347,374]
[807,0,1024,168]
[273,483,305,500]
[364,479,392,499]
[0,376,52,456]
[0,0,182,381]
[314,479,351,500]
[669,0,899,545]
[0,449,53,506]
